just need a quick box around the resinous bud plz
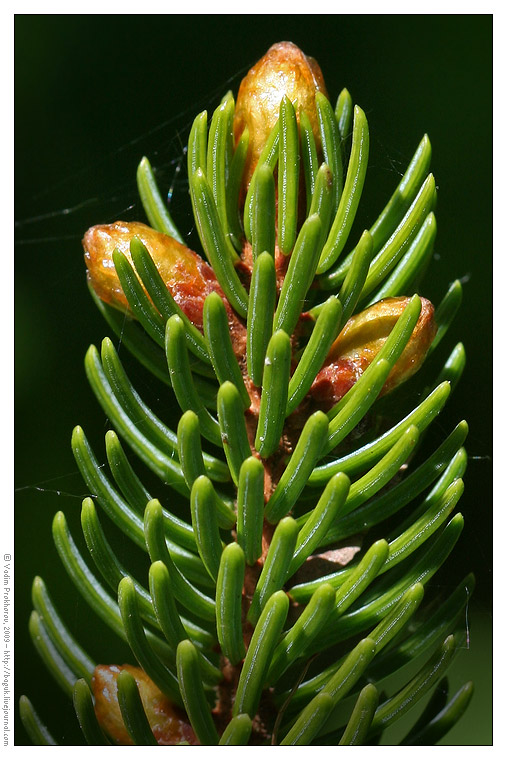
[310,296,437,409]
[83,220,222,329]
[92,664,198,745]
[233,41,328,188]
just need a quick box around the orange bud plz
[233,41,327,187]
[92,664,198,745]
[310,297,437,410]
[83,221,222,329]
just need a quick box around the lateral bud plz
[83,220,222,329]
[310,296,437,409]
[92,664,198,745]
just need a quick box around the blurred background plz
[15,14,492,745]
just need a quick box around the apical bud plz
[92,664,197,745]
[310,297,437,410]
[233,41,327,187]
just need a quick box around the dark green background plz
[15,14,492,745]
